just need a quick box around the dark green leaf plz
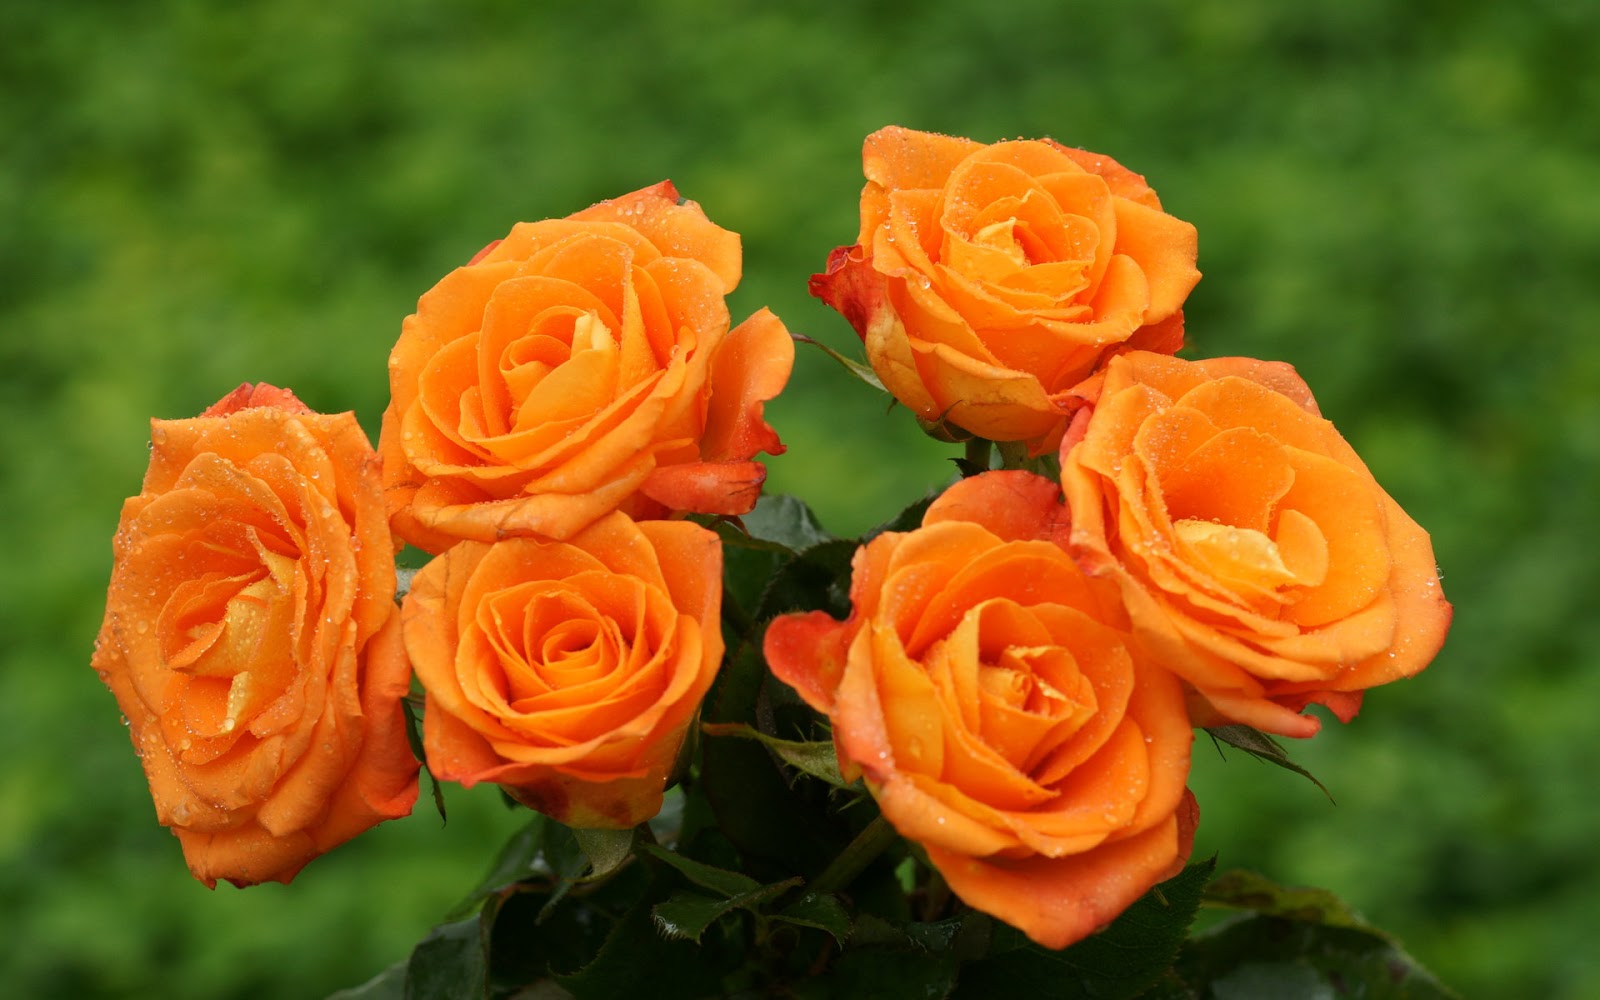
[401,698,447,824]
[700,643,840,873]
[327,959,407,1000]
[1177,917,1457,999]
[647,785,686,846]
[650,877,799,944]
[791,333,886,393]
[651,890,734,943]
[641,842,763,897]
[957,857,1215,1000]
[742,492,835,552]
[821,945,960,1000]
[533,821,589,920]
[1135,970,1201,1000]
[404,914,488,1000]
[555,901,722,1000]
[571,826,636,881]
[850,911,989,957]
[805,911,981,1000]
[1179,869,1459,999]
[1202,869,1372,929]
[700,722,847,787]
[754,538,857,623]
[1206,725,1335,802]
[772,892,853,945]
[447,816,545,919]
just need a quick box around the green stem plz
[811,815,898,894]
[963,438,993,475]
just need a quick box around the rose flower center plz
[155,533,298,747]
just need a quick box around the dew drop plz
[222,717,236,733]
[171,802,191,824]
[119,714,130,727]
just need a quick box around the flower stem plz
[963,438,993,476]
[811,814,898,894]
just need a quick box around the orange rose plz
[402,513,722,828]
[91,383,419,887]
[380,181,793,552]
[765,471,1196,949]
[1059,352,1452,738]
[812,126,1200,451]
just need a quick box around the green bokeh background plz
[4,1,1596,996]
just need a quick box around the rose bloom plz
[812,126,1200,451]
[765,471,1196,949]
[380,180,793,552]
[403,513,721,829]
[91,384,418,887]
[1059,352,1452,738]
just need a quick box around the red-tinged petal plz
[810,244,888,342]
[201,382,313,418]
[764,610,855,714]
[638,460,767,517]
[700,307,794,464]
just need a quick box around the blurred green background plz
[4,0,1596,996]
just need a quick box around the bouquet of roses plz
[91,126,1454,998]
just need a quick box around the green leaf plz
[641,843,761,897]
[650,891,735,944]
[651,877,800,943]
[554,901,722,1000]
[699,643,840,873]
[791,333,886,393]
[404,914,488,1000]
[820,944,960,1000]
[327,959,407,1000]
[807,912,983,1000]
[741,492,835,552]
[1135,970,1200,1000]
[1206,725,1335,802]
[754,538,858,623]
[401,697,447,824]
[533,821,589,919]
[447,816,545,919]
[1202,868,1372,929]
[571,826,636,881]
[956,857,1215,1000]
[772,892,853,945]
[850,911,989,957]
[1177,918,1457,999]
[1179,869,1459,999]
[700,722,847,787]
